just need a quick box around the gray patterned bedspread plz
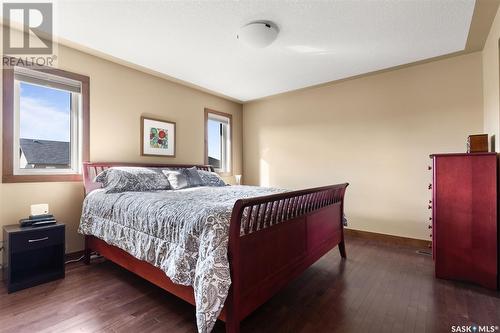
[78,185,285,333]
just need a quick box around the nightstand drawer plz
[10,227,64,253]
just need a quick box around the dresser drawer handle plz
[28,237,49,243]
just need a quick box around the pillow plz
[184,167,204,187]
[197,170,226,187]
[95,167,170,193]
[162,170,189,190]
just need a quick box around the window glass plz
[207,119,222,169]
[206,111,231,173]
[18,82,72,169]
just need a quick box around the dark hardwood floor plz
[0,235,499,333]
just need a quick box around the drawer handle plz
[28,237,49,243]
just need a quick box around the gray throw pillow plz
[95,167,170,193]
[185,167,204,187]
[162,170,189,190]
[197,170,226,187]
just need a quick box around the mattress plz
[78,185,285,333]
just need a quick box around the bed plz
[80,162,348,333]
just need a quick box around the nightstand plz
[3,223,65,293]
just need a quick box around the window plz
[2,61,89,182]
[205,109,231,174]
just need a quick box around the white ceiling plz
[24,1,479,101]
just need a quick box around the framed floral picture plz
[141,116,176,157]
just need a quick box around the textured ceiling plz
[6,0,477,101]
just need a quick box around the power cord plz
[64,252,102,265]
[65,255,85,265]
[416,249,432,256]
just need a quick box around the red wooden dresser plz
[430,153,498,290]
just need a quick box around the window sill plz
[216,171,232,177]
[2,174,83,183]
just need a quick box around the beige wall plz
[483,6,500,152]
[0,44,243,257]
[243,52,484,240]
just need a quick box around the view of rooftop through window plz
[19,82,71,169]
[20,82,71,141]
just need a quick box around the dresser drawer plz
[10,226,64,253]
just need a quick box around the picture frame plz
[141,116,176,157]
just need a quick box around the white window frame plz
[12,67,83,176]
[206,111,231,174]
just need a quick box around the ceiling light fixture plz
[237,21,279,48]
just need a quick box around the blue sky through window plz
[207,119,221,160]
[19,82,71,142]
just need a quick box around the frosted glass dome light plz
[237,21,279,48]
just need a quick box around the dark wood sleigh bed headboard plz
[82,161,214,195]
